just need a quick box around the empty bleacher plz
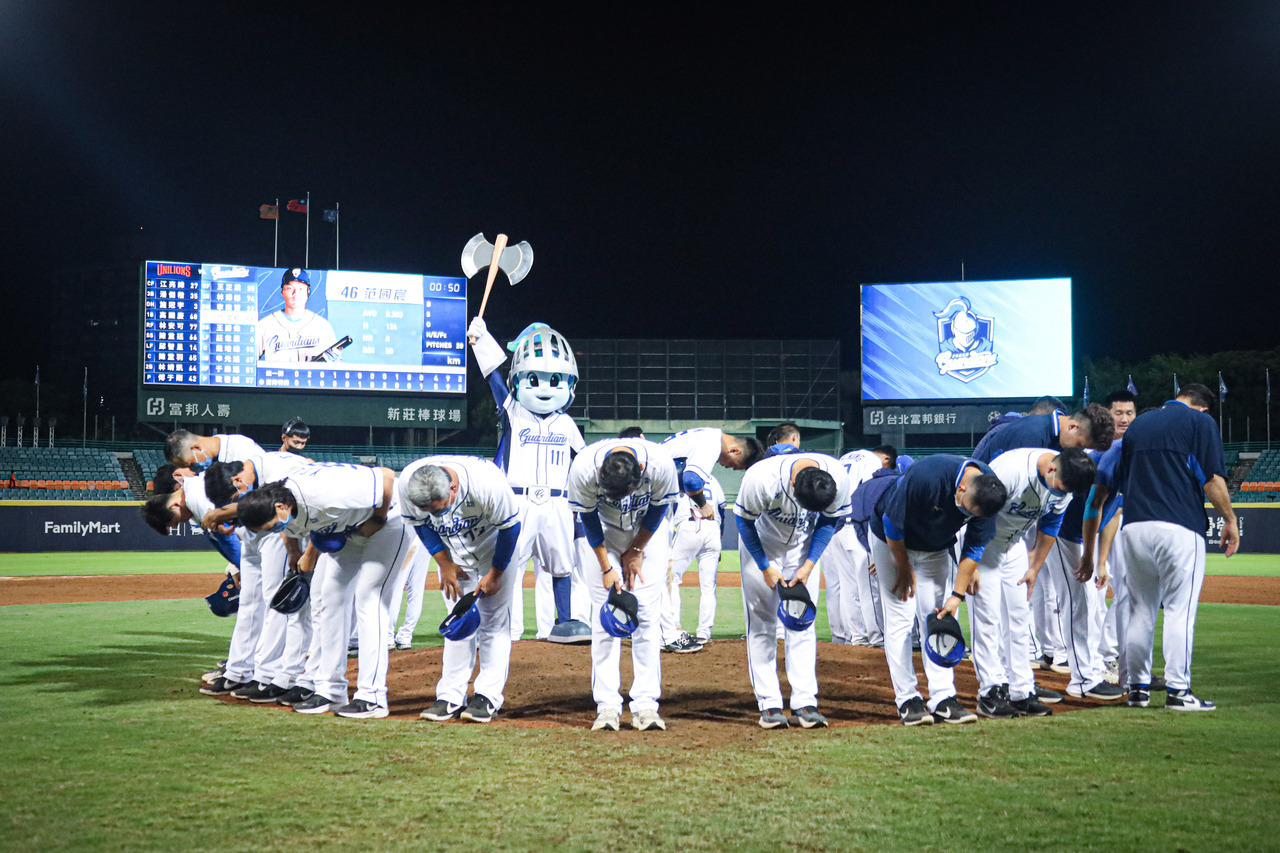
[0,447,133,501]
[1238,448,1280,502]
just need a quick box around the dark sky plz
[3,3,1278,384]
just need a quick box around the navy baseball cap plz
[282,268,310,286]
[924,613,966,667]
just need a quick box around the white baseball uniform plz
[281,463,418,710]
[567,439,679,715]
[825,450,887,645]
[734,453,852,712]
[398,456,522,709]
[256,309,339,362]
[661,475,726,644]
[969,448,1071,702]
[496,395,587,639]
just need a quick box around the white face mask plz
[954,495,974,519]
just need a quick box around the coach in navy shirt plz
[869,454,1006,726]
[1114,383,1238,711]
[972,406,1115,464]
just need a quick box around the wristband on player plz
[368,514,387,526]
[948,591,965,602]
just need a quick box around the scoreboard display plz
[141,261,467,395]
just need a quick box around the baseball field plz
[2,552,1279,851]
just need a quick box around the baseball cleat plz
[245,683,289,704]
[1127,687,1151,708]
[1165,689,1216,711]
[759,708,790,729]
[293,694,341,715]
[662,633,704,654]
[334,699,389,719]
[201,666,225,684]
[1082,682,1127,701]
[931,697,978,724]
[276,686,315,707]
[897,697,933,727]
[421,700,464,722]
[978,690,1019,719]
[461,694,496,723]
[791,707,828,729]
[393,640,413,651]
[633,709,667,731]
[1048,659,1071,675]
[1010,695,1053,717]
[695,636,712,647]
[592,708,621,732]
[1035,685,1064,704]
[1103,660,1120,684]
[1150,676,1167,692]
[229,681,268,700]
[199,676,248,696]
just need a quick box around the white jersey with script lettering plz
[496,396,584,489]
[567,438,679,542]
[257,309,339,362]
[279,463,388,540]
[397,456,520,573]
[734,453,852,554]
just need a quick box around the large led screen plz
[142,261,467,395]
[861,278,1072,402]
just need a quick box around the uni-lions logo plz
[933,296,997,383]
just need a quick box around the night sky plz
[3,3,1278,386]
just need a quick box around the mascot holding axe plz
[463,233,592,642]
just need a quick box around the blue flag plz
[1219,372,1228,401]
[1083,376,1091,407]
[1173,373,1179,397]
[34,365,39,387]
[323,209,338,224]
[1126,375,1138,396]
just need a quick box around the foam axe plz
[460,232,534,319]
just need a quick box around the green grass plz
[3,549,1278,579]
[2,571,1278,850]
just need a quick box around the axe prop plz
[460,232,534,319]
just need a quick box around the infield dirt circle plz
[5,571,1274,742]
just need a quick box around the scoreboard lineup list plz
[142,262,467,395]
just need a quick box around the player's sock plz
[552,575,572,624]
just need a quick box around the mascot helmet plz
[507,323,579,415]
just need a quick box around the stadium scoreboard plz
[138,261,470,428]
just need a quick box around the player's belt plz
[512,486,565,506]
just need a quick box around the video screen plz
[861,278,1072,402]
[142,261,467,395]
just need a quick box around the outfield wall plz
[1,501,1278,554]
[0,502,207,552]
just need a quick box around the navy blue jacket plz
[871,454,997,559]
[1118,400,1225,537]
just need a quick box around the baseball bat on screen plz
[310,335,353,362]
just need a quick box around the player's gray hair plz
[405,465,451,508]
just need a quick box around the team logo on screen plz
[932,296,997,383]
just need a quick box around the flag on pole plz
[323,209,338,224]
[1268,368,1272,406]
[1126,375,1138,396]
[34,366,39,387]
[1174,373,1180,397]
[286,198,308,213]
[259,203,279,220]
[1083,376,1090,407]
[1219,372,1228,401]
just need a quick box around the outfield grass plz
[2,576,1278,850]
[4,549,1278,578]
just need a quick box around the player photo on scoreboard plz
[256,267,348,363]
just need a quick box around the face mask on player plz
[190,448,213,472]
[513,371,573,415]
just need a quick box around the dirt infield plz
[2,571,1278,607]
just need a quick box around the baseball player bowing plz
[658,427,763,651]
[966,447,1096,719]
[735,452,852,730]
[202,452,320,706]
[234,463,415,719]
[399,456,522,724]
[872,455,1006,726]
[567,437,679,732]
